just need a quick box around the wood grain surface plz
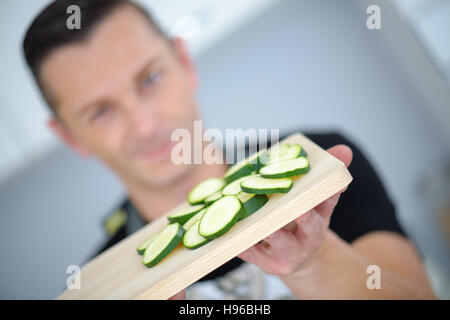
[57,132,353,300]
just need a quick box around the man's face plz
[40,6,200,188]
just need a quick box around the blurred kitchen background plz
[0,0,449,299]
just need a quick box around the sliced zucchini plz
[136,232,160,255]
[142,223,184,267]
[260,157,310,179]
[187,178,226,205]
[300,147,307,158]
[237,192,269,220]
[183,221,209,249]
[223,147,272,183]
[204,192,223,205]
[198,195,243,239]
[267,143,306,164]
[223,158,254,184]
[240,175,293,194]
[246,149,270,171]
[182,208,207,230]
[167,204,205,224]
[268,143,290,157]
[222,174,255,196]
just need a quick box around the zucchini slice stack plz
[138,143,310,267]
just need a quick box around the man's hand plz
[237,145,353,276]
[168,289,186,300]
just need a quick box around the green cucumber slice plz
[222,174,255,196]
[246,149,270,171]
[183,221,209,249]
[167,204,205,224]
[224,148,271,183]
[137,232,160,255]
[268,143,289,157]
[187,178,226,204]
[223,159,254,184]
[237,192,269,220]
[260,157,310,179]
[299,147,307,158]
[142,223,184,267]
[182,208,207,230]
[198,195,243,239]
[267,143,306,164]
[240,175,293,194]
[204,192,223,205]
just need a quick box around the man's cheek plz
[93,138,127,166]
[98,128,126,157]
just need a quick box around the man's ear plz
[171,37,199,90]
[47,117,90,157]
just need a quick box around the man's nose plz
[125,98,158,139]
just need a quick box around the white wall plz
[0,1,57,182]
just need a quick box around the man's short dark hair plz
[23,0,167,113]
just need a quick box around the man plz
[23,0,435,299]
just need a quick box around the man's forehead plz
[40,5,166,113]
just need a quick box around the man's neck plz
[127,163,229,222]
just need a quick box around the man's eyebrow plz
[75,96,108,120]
[75,56,162,118]
[135,55,162,82]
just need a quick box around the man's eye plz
[143,71,161,87]
[91,105,110,121]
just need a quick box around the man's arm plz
[238,145,436,299]
[279,229,435,299]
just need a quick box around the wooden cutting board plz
[57,132,352,299]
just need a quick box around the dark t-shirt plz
[93,130,408,281]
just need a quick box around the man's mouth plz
[141,140,176,164]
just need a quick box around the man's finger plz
[295,211,324,237]
[294,209,314,227]
[282,220,297,232]
[327,145,353,168]
[263,229,297,251]
[314,193,341,219]
[238,245,270,265]
[168,289,186,300]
